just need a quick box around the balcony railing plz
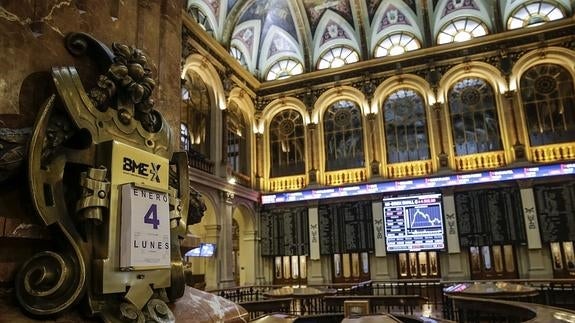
[324,168,366,186]
[187,150,215,174]
[211,279,575,321]
[269,175,306,192]
[454,151,506,171]
[531,143,575,163]
[386,160,433,178]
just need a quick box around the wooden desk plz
[448,295,575,322]
[444,282,539,300]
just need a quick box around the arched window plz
[265,58,304,81]
[230,46,248,69]
[374,32,421,58]
[181,71,211,158]
[507,1,564,30]
[317,46,359,70]
[187,6,213,34]
[437,18,488,45]
[383,89,430,163]
[323,100,365,171]
[520,64,575,146]
[448,78,502,155]
[180,123,190,152]
[226,103,248,175]
[269,109,306,177]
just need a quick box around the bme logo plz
[122,157,161,183]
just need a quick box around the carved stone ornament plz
[15,32,204,322]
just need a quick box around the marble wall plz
[0,0,183,285]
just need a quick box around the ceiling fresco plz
[187,0,572,80]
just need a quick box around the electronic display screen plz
[184,243,216,257]
[383,193,445,252]
[200,243,215,257]
[185,246,201,257]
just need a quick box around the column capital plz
[221,191,235,204]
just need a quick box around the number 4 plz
[144,204,160,229]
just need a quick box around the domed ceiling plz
[186,0,570,81]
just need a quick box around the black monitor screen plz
[383,193,445,252]
[200,243,215,257]
[185,246,201,257]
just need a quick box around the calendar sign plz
[120,183,171,270]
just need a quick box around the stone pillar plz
[204,224,221,290]
[218,191,235,288]
[254,132,264,190]
[441,189,467,280]
[307,123,318,184]
[367,113,381,176]
[518,181,550,278]
[432,102,449,169]
[307,206,323,284]
[240,230,257,285]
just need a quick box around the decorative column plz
[505,90,526,161]
[360,75,380,176]
[254,132,264,190]
[518,180,549,278]
[433,102,449,169]
[307,123,318,184]
[442,188,467,280]
[218,191,235,288]
[427,66,449,170]
[367,113,380,176]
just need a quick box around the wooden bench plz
[324,294,428,315]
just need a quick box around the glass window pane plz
[383,89,430,163]
[317,46,359,70]
[448,78,502,156]
[324,100,365,170]
[269,109,306,177]
[438,18,488,44]
[374,32,421,58]
[182,71,211,158]
[266,59,303,81]
[507,1,564,29]
[520,64,575,146]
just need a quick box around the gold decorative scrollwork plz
[119,302,145,323]
[145,298,175,323]
[15,251,85,316]
[15,32,204,322]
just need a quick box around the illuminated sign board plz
[261,163,575,204]
[383,193,445,252]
